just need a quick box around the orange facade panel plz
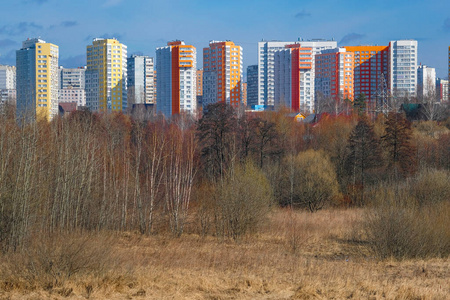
[344,45,388,106]
[203,41,242,105]
[315,51,354,101]
[167,41,196,115]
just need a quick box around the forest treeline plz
[0,103,449,258]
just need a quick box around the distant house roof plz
[303,113,317,123]
[58,102,77,116]
[287,112,306,122]
[400,103,422,120]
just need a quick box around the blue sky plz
[1,0,449,78]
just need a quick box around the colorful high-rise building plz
[202,40,243,108]
[258,39,337,109]
[156,41,196,117]
[127,55,154,105]
[16,38,59,121]
[85,38,127,112]
[315,48,354,102]
[343,40,417,109]
[343,45,389,109]
[274,44,314,112]
[246,65,258,108]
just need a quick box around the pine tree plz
[353,93,367,114]
[382,112,416,179]
[345,116,382,205]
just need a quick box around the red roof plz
[59,102,77,114]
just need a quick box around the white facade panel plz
[259,40,337,110]
[389,40,418,97]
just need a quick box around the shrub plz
[0,232,117,289]
[215,161,273,240]
[193,182,216,237]
[361,182,450,259]
[282,150,340,212]
[412,168,450,206]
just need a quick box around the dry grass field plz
[1,208,448,299]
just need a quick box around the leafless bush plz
[282,208,312,254]
[0,232,118,289]
[193,182,216,237]
[411,168,450,206]
[361,182,450,259]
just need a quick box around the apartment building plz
[156,41,196,117]
[436,78,448,102]
[417,65,436,99]
[0,65,16,105]
[388,40,418,97]
[127,55,155,105]
[242,82,247,106]
[274,44,314,112]
[86,38,127,112]
[343,46,389,109]
[196,69,203,107]
[0,65,16,90]
[246,65,258,108]
[315,48,354,102]
[196,69,203,97]
[16,38,59,121]
[202,40,243,109]
[258,39,337,109]
[58,66,86,106]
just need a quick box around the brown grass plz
[1,208,448,299]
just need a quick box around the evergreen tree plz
[345,116,382,205]
[353,93,367,114]
[382,112,416,178]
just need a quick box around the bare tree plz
[251,118,277,168]
[197,103,237,181]
[143,122,166,234]
[316,91,352,115]
[164,124,196,236]
[419,77,442,121]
